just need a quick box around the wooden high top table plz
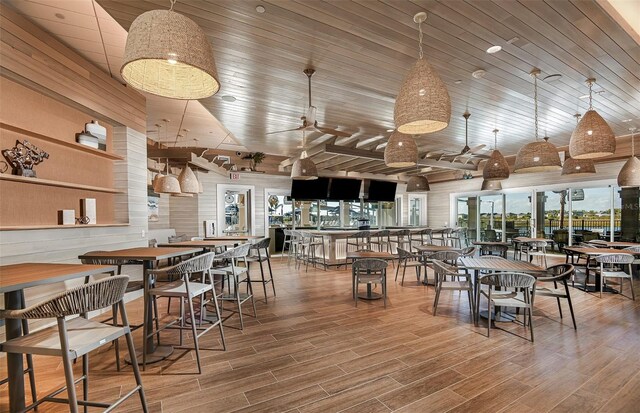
[204,235,261,241]
[1,263,117,412]
[157,240,244,250]
[589,240,640,249]
[78,247,200,366]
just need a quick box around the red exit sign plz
[229,172,240,180]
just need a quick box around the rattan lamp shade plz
[152,172,164,192]
[481,179,502,191]
[569,109,616,159]
[121,9,220,99]
[617,156,640,187]
[157,174,181,194]
[291,157,318,180]
[561,157,596,175]
[483,150,510,181]
[394,59,451,134]
[406,175,430,192]
[178,164,199,194]
[384,131,418,167]
[514,138,562,173]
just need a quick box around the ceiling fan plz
[267,68,351,138]
[439,112,487,162]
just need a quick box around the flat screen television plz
[328,178,362,201]
[290,177,330,200]
[366,180,397,202]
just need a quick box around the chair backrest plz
[595,253,634,264]
[349,230,371,239]
[148,238,158,248]
[429,250,461,263]
[216,243,251,260]
[251,237,271,250]
[191,237,204,241]
[481,244,508,257]
[372,230,390,238]
[80,251,136,267]
[1,276,129,319]
[168,234,188,243]
[352,258,388,272]
[283,229,292,237]
[623,246,640,253]
[158,252,216,279]
[529,240,547,248]
[392,229,411,238]
[481,272,536,289]
[396,247,415,260]
[542,264,574,281]
[460,246,476,257]
[431,259,457,275]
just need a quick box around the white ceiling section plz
[4,0,246,151]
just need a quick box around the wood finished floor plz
[2,255,640,412]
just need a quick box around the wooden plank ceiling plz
[98,0,640,176]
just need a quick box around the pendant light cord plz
[169,0,176,11]
[534,73,539,141]
[632,128,636,157]
[418,20,424,59]
[493,129,498,149]
[588,80,593,110]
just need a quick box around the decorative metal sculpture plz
[2,140,49,177]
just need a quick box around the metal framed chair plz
[245,237,276,302]
[595,253,635,300]
[480,244,508,258]
[395,248,427,285]
[0,276,148,413]
[410,228,433,250]
[479,272,536,341]
[346,230,371,253]
[448,228,463,248]
[282,229,294,263]
[211,244,258,329]
[390,229,412,253]
[352,258,388,308]
[534,264,577,329]
[431,258,474,320]
[526,240,548,268]
[370,230,392,253]
[460,246,476,258]
[146,252,226,373]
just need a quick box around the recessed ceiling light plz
[454,80,462,84]
[54,12,65,19]
[256,5,266,13]
[221,95,236,102]
[386,129,394,132]
[486,45,502,54]
[472,69,486,79]
[622,119,633,122]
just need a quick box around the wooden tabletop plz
[0,263,117,293]
[589,240,640,248]
[204,236,261,241]
[562,246,635,256]
[78,247,201,261]
[459,257,547,274]
[157,240,243,248]
[472,241,511,246]
[513,237,553,243]
[416,244,460,253]
[347,251,395,260]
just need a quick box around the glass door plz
[408,194,426,226]
[456,196,478,243]
[504,192,532,240]
[535,190,569,248]
[479,195,503,241]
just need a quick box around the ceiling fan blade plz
[468,144,487,153]
[265,125,305,135]
[314,126,351,137]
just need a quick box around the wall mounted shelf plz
[0,174,124,193]
[0,223,130,231]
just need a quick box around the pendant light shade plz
[569,79,615,159]
[618,127,640,187]
[384,131,418,167]
[291,151,318,180]
[406,175,430,192]
[514,69,561,173]
[561,157,596,175]
[481,179,502,191]
[121,7,220,99]
[178,164,199,194]
[152,172,164,192]
[394,13,450,135]
[157,175,181,194]
[483,129,510,181]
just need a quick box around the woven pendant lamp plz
[562,114,596,175]
[483,129,510,181]
[121,1,220,99]
[569,79,615,159]
[514,69,561,173]
[406,175,430,192]
[178,163,199,194]
[152,172,164,192]
[481,179,502,191]
[384,131,418,167]
[618,127,640,187]
[157,174,181,194]
[394,12,450,135]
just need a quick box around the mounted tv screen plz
[367,180,397,202]
[290,177,330,200]
[328,178,362,201]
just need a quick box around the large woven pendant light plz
[483,129,510,181]
[178,163,199,194]
[514,69,561,173]
[562,114,596,175]
[618,127,640,187]
[291,132,318,180]
[406,175,430,192]
[394,12,450,135]
[569,78,615,159]
[481,179,502,191]
[384,131,418,167]
[121,0,220,99]
[156,168,181,194]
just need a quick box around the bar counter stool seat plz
[245,237,276,302]
[0,275,148,413]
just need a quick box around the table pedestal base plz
[358,291,382,300]
[479,310,516,322]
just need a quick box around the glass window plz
[344,201,361,228]
[614,187,639,242]
[319,200,340,228]
[363,202,378,227]
[536,190,569,247]
[294,200,317,228]
[570,187,610,243]
[457,196,478,242]
[505,192,532,239]
[379,201,396,228]
[409,197,422,226]
[267,195,292,227]
[479,195,503,241]
[224,190,250,234]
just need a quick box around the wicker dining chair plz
[0,276,148,413]
[352,258,388,308]
[146,252,226,373]
[431,258,474,320]
[410,228,433,250]
[534,264,577,329]
[395,247,427,285]
[370,230,392,253]
[595,253,635,300]
[480,244,509,258]
[526,240,548,268]
[480,272,536,341]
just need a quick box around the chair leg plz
[210,292,226,351]
[141,294,149,371]
[383,276,387,308]
[82,353,89,413]
[630,275,635,301]
[187,296,202,374]
[401,264,407,286]
[487,301,491,338]
[234,275,244,329]
[120,302,149,413]
[58,319,79,413]
[267,257,276,297]
[179,298,185,347]
[355,277,359,307]
[259,260,268,302]
[565,288,577,330]
[433,283,441,315]
[529,305,535,342]
[112,304,121,372]
[395,261,401,282]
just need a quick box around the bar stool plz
[448,228,463,248]
[390,229,411,253]
[0,276,148,413]
[282,229,294,262]
[346,231,372,255]
[411,228,432,250]
[245,237,276,302]
[370,230,392,252]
